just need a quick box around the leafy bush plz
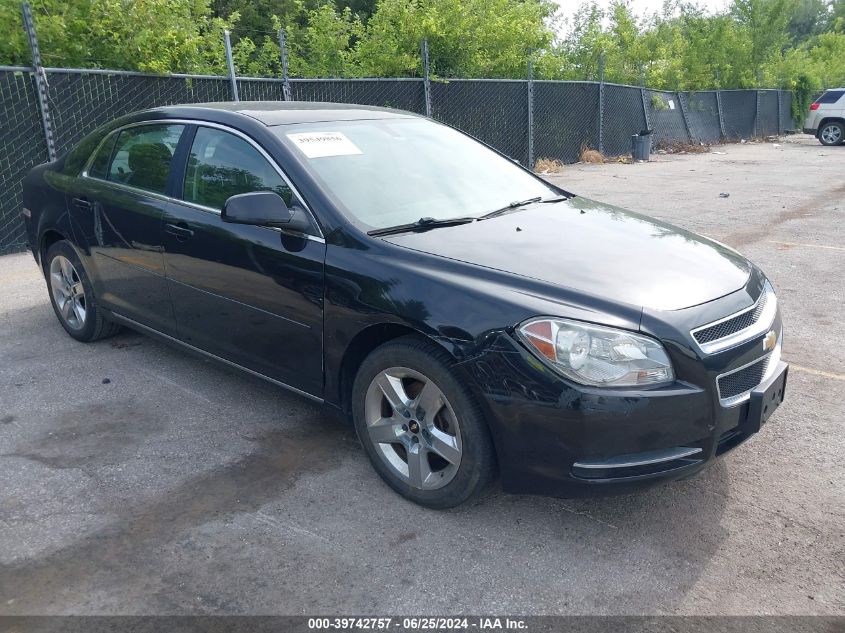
[2,0,843,93]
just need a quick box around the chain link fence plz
[0,69,46,255]
[647,90,692,147]
[601,84,649,157]
[757,90,780,137]
[291,78,426,115]
[681,91,722,144]
[45,70,233,155]
[0,64,797,255]
[720,90,759,140]
[533,81,600,164]
[431,79,529,165]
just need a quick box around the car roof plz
[148,101,420,126]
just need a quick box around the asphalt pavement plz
[0,135,842,615]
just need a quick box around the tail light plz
[810,103,820,111]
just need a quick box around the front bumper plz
[460,281,786,497]
[803,127,818,136]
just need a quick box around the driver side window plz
[183,127,294,212]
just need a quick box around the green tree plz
[354,0,554,78]
[288,2,363,76]
[552,2,610,80]
[786,0,830,42]
[0,0,235,73]
[1,0,842,91]
[830,0,845,30]
[731,0,792,81]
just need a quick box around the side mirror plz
[222,191,311,233]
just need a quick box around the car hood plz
[382,197,752,311]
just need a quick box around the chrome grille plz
[691,282,777,355]
[717,355,769,404]
[694,291,768,344]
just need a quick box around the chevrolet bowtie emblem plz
[763,330,777,352]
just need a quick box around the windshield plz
[274,118,557,230]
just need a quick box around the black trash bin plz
[631,129,653,161]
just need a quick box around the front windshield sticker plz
[286,131,363,158]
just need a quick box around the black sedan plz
[22,102,787,508]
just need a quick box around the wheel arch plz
[817,117,845,136]
[39,229,69,271]
[337,322,456,421]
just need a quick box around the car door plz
[162,124,325,397]
[68,123,185,336]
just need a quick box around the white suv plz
[804,89,845,146]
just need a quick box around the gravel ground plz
[0,135,843,616]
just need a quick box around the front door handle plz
[72,197,92,210]
[165,222,194,241]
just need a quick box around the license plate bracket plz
[744,362,788,434]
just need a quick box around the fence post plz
[597,51,605,155]
[527,57,534,169]
[776,90,782,135]
[421,39,432,118]
[678,91,693,142]
[716,90,726,139]
[224,29,239,102]
[638,68,651,134]
[278,28,292,101]
[753,90,760,137]
[21,2,56,161]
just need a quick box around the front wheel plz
[819,121,844,146]
[45,240,120,342]
[352,336,496,508]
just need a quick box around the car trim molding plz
[108,312,324,403]
[80,118,325,241]
[573,446,702,470]
[690,281,777,355]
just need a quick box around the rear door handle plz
[72,197,92,210]
[164,222,194,241]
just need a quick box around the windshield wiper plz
[480,195,568,220]
[367,216,477,237]
[367,194,569,236]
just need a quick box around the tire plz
[351,335,495,508]
[44,240,121,342]
[818,121,844,146]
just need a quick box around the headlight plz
[516,318,674,387]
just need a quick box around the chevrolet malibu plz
[22,102,788,508]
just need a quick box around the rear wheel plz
[352,336,495,508]
[45,240,120,342]
[819,121,844,146]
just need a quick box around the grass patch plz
[534,158,565,173]
[580,148,605,163]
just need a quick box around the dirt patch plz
[2,399,167,473]
[728,182,845,248]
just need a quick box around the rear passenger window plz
[87,133,117,179]
[183,126,293,211]
[107,124,184,195]
[816,90,844,104]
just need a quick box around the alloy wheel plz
[49,255,87,330]
[820,124,842,145]
[363,367,463,490]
